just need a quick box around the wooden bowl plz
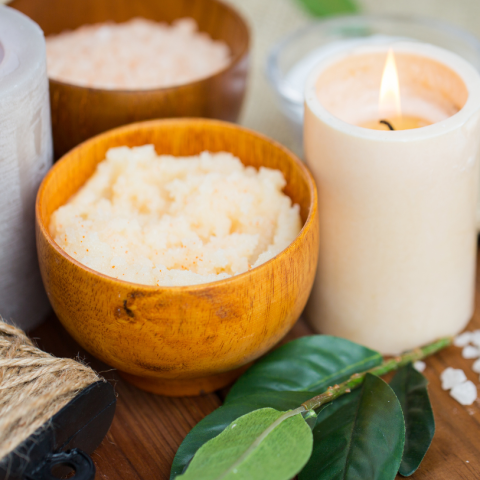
[10,0,250,160]
[36,119,319,396]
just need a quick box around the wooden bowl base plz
[118,364,252,397]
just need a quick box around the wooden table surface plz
[32,252,480,480]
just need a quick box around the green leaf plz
[170,391,313,479]
[176,407,313,480]
[390,364,435,477]
[173,336,381,478]
[296,0,358,17]
[299,374,405,480]
[314,388,361,425]
[225,336,382,403]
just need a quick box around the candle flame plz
[379,49,401,118]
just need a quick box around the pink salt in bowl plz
[10,0,250,159]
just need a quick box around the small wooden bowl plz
[36,119,319,396]
[10,0,250,160]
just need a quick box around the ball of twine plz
[0,318,101,460]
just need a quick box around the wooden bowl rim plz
[36,118,318,292]
[46,0,250,94]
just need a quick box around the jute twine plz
[0,318,101,460]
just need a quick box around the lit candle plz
[360,49,432,131]
[304,42,480,354]
[0,6,53,330]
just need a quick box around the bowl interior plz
[38,119,315,249]
[10,0,249,75]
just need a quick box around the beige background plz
[227,0,480,152]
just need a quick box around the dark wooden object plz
[31,252,480,479]
[9,0,250,159]
[0,381,115,480]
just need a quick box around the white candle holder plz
[304,42,480,354]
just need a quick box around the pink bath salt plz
[45,18,231,90]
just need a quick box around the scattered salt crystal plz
[471,330,480,348]
[462,345,480,359]
[413,361,426,372]
[450,381,477,406]
[472,358,480,374]
[440,367,467,390]
[454,331,473,347]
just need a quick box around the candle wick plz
[379,120,395,131]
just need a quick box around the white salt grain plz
[45,18,231,90]
[471,330,480,348]
[450,381,477,406]
[472,358,480,374]
[454,331,473,347]
[413,361,426,372]
[441,367,467,390]
[462,345,480,359]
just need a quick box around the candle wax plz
[359,116,432,130]
[305,44,480,354]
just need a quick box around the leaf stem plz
[301,336,452,412]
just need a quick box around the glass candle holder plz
[267,15,480,151]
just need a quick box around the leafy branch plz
[301,336,450,411]
[172,336,452,480]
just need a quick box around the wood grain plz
[9,0,250,159]
[35,118,319,396]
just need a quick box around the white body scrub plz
[49,146,301,287]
